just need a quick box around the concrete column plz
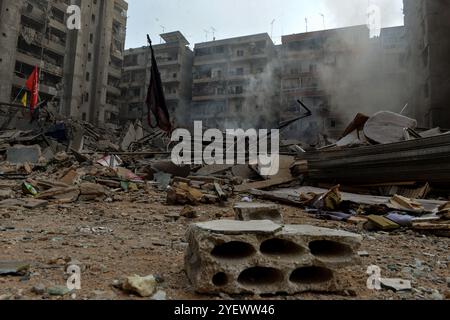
[0,0,24,103]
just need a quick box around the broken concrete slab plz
[380,278,412,291]
[167,182,205,205]
[364,111,418,144]
[0,261,30,276]
[6,145,41,164]
[194,220,282,235]
[185,222,361,295]
[37,187,80,202]
[59,169,79,185]
[234,176,295,192]
[0,189,14,200]
[151,160,191,178]
[197,164,234,176]
[234,202,283,224]
[78,183,107,201]
[122,275,157,297]
[0,198,48,209]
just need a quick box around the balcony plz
[52,1,69,13]
[45,37,66,55]
[161,74,181,83]
[105,103,120,114]
[192,94,227,101]
[165,93,179,101]
[13,76,57,96]
[108,66,122,78]
[282,87,325,97]
[48,18,67,32]
[107,85,121,96]
[21,26,66,55]
[193,54,228,66]
[16,52,63,77]
[114,12,127,25]
[21,6,46,23]
[110,48,124,60]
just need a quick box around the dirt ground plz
[0,188,449,300]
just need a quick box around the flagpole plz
[12,86,25,104]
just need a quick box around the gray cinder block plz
[185,220,362,295]
[234,202,283,224]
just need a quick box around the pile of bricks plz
[185,220,362,295]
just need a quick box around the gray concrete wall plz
[404,0,450,128]
[0,0,24,103]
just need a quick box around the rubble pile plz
[0,109,449,300]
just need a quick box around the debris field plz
[0,110,449,300]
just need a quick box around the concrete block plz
[6,145,41,164]
[234,202,283,223]
[185,220,362,295]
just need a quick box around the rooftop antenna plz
[210,27,217,41]
[160,25,165,43]
[203,29,210,42]
[270,19,276,39]
[320,13,325,29]
[305,17,308,32]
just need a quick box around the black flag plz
[146,35,172,133]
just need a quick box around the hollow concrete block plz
[185,220,362,295]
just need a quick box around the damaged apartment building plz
[120,31,193,128]
[404,0,450,129]
[279,25,408,143]
[191,33,280,130]
[0,0,128,127]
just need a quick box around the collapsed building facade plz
[0,0,128,127]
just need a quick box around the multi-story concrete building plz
[192,33,279,130]
[0,0,128,126]
[280,26,372,141]
[120,31,193,127]
[0,0,70,109]
[375,26,408,113]
[280,25,408,142]
[62,0,128,125]
[404,0,450,128]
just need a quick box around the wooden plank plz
[235,176,295,192]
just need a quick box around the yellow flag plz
[21,92,28,107]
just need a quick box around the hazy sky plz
[125,0,404,49]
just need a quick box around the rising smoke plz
[317,0,408,133]
[324,0,404,28]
